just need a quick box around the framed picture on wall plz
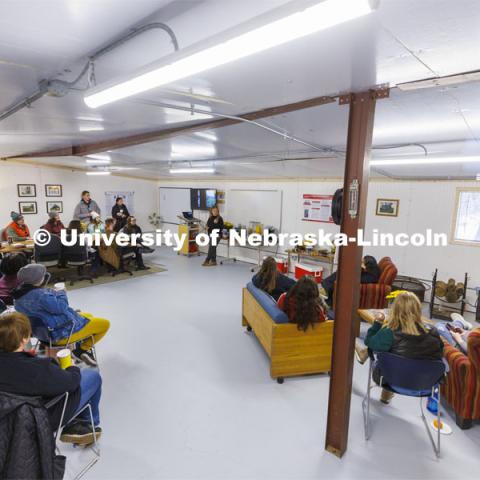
[18,201,37,215]
[45,184,62,197]
[17,184,36,197]
[376,198,399,217]
[46,201,63,214]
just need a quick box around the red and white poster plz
[302,194,334,223]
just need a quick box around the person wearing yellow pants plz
[13,264,111,367]
[55,313,110,365]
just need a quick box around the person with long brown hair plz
[360,291,444,404]
[252,256,295,301]
[277,275,328,331]
[202,205,224,267]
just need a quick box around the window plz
[453,188,480,245]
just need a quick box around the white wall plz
[0,162,158,231]
[158,178,480,310]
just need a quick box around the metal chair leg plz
[362,359,373,440]
[419,387,441,458]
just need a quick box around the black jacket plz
[206,215,224,235]
[0,352,81,431]
[252,272,296,301]
[391,328,444,361]
[0,392,66,479]
[112,204,130,231]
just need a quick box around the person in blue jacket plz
[13,264,110,367]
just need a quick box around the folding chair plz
[362,351,446,457]
[29,316,99,368]
[46,392,100,480]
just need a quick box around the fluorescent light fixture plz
[371,156,480,167]
[194,131,218,142]
[85,0,376,108]
[171,143,217,159]
[86,171,111,176]
[476,173,480,181]
[169,167,215,174]
[86,158,111,165]
[397,70,480,92]
[86,154,111,164]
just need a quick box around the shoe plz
[136,265,150,271]
[72,348,97,368]
[208,260,217,266]
[60,421,102,445]
[450,313,473,330]
[202,260,210,266]
[354,340,369,365]
[380,389,394,404]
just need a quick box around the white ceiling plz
[0,0,480,180]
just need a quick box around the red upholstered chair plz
[358,256,398,309]
[441,328,480,429]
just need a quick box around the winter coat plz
[3,221,30,241]
[13,285,88,342]
[111,204,130,231]
[0,392,66,480]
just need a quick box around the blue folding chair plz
[362,352,446,457]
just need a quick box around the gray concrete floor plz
[63,247,479,480]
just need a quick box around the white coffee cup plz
[54,282,66,291]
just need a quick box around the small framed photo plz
[18,201,37,215]
[17,184,36,197]
[45,184,62,197]
[376,199,399,217]
[46,201,63,214]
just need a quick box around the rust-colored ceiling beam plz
[8,95,336,159]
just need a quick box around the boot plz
[380,389,394,405]
[354,340,369,365]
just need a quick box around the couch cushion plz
[378,257,398,286]
[246,282,289,324]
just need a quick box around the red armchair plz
[441,328,480,429]
[358,256,398,309]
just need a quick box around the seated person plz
[42,212,65,235]
[0,311,103,444]
[435,313,473,354]
[121,216,154,253]
[66,219,84,236]
[87,213,105,234]
[277,275,328,331]
[359,291,444,404]
[252,256,295,301]
[3,211,30,241]
[0,253,28,305]
[13,264,110,367]
[103,218,149,271]
[111,197,130,232]
[321,255,381,307]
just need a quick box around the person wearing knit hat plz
[2,211,30,242]
[13,265,110,368]
[42,211,66,236]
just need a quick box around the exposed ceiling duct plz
[0,22,179,123]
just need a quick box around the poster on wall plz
[302,194,334,223]
[105,191,135,217]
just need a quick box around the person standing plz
[73,191,101,223]
[202,206,224,267]
[3,212,30,241]
[111,197,130,232]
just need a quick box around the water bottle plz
[427,386,439,414]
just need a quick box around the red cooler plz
[295,263,323,283]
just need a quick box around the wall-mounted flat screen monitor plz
[190,188,217,210]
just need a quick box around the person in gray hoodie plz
[73,191,101,222]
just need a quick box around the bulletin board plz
[302,194,334,223]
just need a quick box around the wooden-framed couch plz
[242,283,333,383]
[441,328,480,429]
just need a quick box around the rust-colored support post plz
[325,91,376,457]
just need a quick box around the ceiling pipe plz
[0,22,179,123]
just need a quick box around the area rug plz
[48,263,166,291]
